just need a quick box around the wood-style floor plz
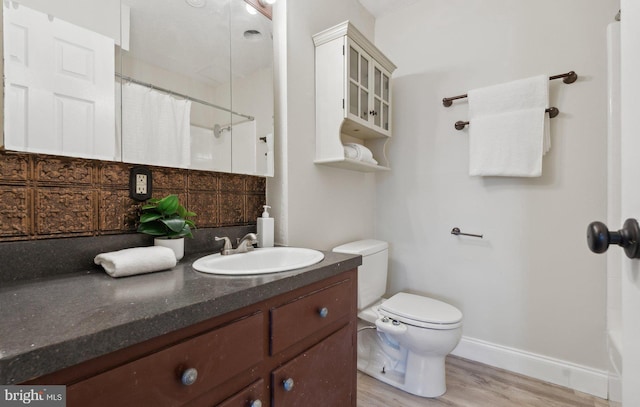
[357,356,609,407]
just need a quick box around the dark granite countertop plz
[0,249,361,384]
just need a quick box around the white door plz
[3,3,116,160]
[620,1,640,405]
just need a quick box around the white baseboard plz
[451,336,608,399]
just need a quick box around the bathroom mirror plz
[2,0,122,161]
[2,0,274,176]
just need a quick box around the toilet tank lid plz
[333,239,388,256]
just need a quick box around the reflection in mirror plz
[2,0,121,161]
[120,0,233,171]
[120,0,273,176]
[2,0,274,176]
[231,0,273,176]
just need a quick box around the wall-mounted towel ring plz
[451,227,483,239]
[454,107,559,130]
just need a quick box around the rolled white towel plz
[343,144,359,159]
[94,246,177,278]
[343,143,378,165]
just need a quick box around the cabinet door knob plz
[180,367,198,386]
[283,378,295,392]
[318,307,329,318]
[369,110,378,116]
[587,218,640,259]
[249,400,262,407]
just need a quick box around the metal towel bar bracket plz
[442,71,577,107]
[451,227,483,239]
[454,107,559,130]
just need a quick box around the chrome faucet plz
[215,233,257,255]
[236,233,258,252]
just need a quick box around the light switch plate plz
[129,166,152,201]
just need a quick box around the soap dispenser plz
[257,205,274,248]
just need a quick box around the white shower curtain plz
[121,82,192,167]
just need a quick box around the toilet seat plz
[379,292,463,330]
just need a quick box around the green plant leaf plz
[137,223,167,236]
[137,194,197,238]
[161,217,186,233]
[182,225,194,239]
[156,195,179,215]
[139,213,163,223]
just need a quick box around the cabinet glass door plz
[373,64,391,131]
[347,43,370,123]
[382,72,390,130]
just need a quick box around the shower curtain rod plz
[442,71,578,107]
[453,107,559,130]
[116,73,254,121]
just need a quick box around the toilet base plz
[357,321,448,398]
[358,357,447,398]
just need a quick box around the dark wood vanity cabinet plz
[30,269,357,407]
[271,325,353,407]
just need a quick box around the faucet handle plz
[215,236,232,251]
[241,233,258,243]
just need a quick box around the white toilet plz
[333,239,463,398]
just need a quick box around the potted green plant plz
[137,194,196,260]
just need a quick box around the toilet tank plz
[333,239,388,310]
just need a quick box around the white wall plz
[271,0,617,396]
[269,0,378,249]
[372,0,616,394]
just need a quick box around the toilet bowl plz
[333,240,463,398]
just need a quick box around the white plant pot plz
[154,237,184,261]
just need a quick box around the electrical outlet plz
[130,166,152,201]
[136,174,147,195]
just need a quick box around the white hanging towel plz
[467,75,550,177]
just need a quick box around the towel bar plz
[454,107,559,130]
[442,71,577,107]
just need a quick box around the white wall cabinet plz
[313,21,396,172]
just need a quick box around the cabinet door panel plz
[68,313,264,407]
[272,325,353,407]
[270,279,351,355]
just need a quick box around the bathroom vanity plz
[0,250,360,407]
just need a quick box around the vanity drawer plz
[67,312,264,407]
[270,279,352,355]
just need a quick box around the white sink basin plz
[192,247,325,275]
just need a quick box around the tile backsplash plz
[0,151,266,241]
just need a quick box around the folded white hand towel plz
[467,75,549,176]
[94,246,177,278]
[343,143,378,165]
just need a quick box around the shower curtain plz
[121,82,192,167]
